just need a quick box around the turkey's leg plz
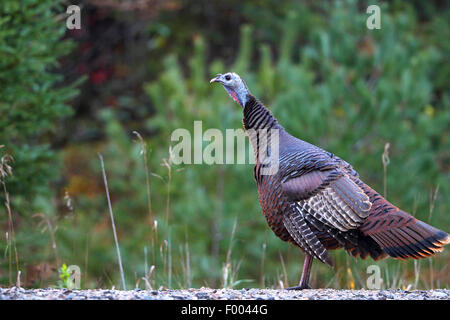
[286,254,313,290]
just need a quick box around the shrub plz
[0,0,79,201]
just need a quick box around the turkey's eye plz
[225,74,231,81]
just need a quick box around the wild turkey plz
[210,72,449,289]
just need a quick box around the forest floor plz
[0,287,448,300]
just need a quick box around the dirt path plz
[0,287,448,300]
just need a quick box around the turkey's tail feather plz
[369,218,449,259]
[358,182,449,260]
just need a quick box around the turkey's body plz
[211,71,449,289]
[243,95,449,273]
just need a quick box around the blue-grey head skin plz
[210,72,250,107]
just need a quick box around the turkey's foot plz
[285,283,312,290]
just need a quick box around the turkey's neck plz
[243,95,283,163]
[243,95,281,131]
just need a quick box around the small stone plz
[379,291,395,299]
[195,293,210,299]
[431,291,447,299]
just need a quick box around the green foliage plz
[0,0,81,287]
[141,0,448,289]
[57,264,71,289]
[0,0,79,199]
[134,1,448,289]
[1,0,448,290]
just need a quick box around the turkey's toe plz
[286,284,312,290]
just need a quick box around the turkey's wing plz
[282,172,372,232]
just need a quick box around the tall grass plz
[73,127,448,290]
[1,121,448,291]
[0,148,20,286]
[133,131,154,230]
[99,153,126,290]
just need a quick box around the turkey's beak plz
[210,74,222,84]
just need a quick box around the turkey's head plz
[210,72,250,107]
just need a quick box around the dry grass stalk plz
[0,150,20,286]
[278,252,288,288]
[132,131,153,226]
[381,142,390,199]
[33,213,60,266]
[161,147,174,236]
[98,153,126,290]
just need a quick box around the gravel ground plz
[0,287,448,300]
